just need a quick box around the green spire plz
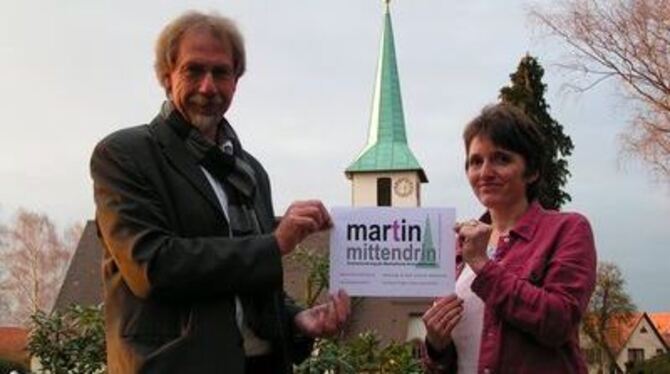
[345,1,427,182]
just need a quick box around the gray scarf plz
[161,101,261,237]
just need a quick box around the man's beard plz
[189,113,221,131]
[186,94,225,133]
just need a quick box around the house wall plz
[615,317,668,370]
[343,298,431,344]
[580,332,618,374]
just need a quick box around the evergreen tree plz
[499,54,573,210]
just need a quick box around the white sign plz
[329,207,455,297]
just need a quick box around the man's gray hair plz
[154,10,246,89]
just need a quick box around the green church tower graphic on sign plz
[416,216,438,268]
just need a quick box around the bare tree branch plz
[0,209,78,325]
[530,0,670,180]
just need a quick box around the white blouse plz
[450,263,485,374]
[450,245,497,373]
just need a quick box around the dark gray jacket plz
[90,112,310,373]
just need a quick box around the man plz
[90,11,349,374]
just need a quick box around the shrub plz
[295,331,422,374]
[628,353,670,373]
[28,304,105,374]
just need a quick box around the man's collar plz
[159,100,175,120]
[159,101,192,140]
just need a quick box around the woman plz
[422,103,596,373]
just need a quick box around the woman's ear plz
[526,171,540,184]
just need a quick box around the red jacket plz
[424,202,597,374]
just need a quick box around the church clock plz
[393,177,414,197]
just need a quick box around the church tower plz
[345,0,427,207]
[340,0,431,349]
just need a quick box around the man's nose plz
[198,72,217,95]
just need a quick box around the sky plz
[0,1,668,311]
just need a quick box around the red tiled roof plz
[649,312,670,346]
[595,312,670,356]
[604,313,643,356]
[584,312,643,356]
[583,312,670,373]
[0,326,29,365]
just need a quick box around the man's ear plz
[163,74,172,95]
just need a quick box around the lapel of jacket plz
[252,197,271,233]
[150,115,225,217]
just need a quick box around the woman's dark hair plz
[463,103,547,202]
